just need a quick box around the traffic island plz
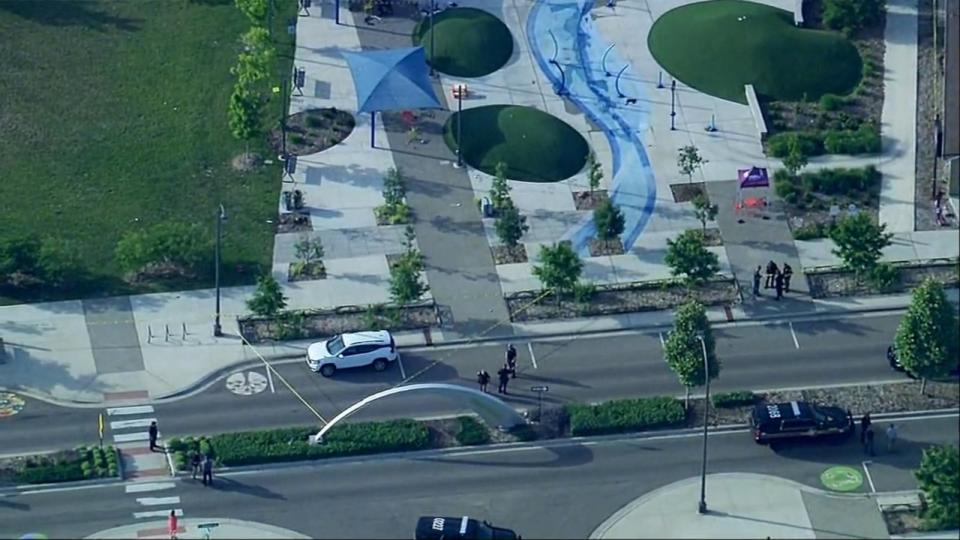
[0,445,120,487]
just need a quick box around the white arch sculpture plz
[308,383,527,444]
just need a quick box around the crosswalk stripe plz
[134,509,183,519]
[136,496,180,506]
[125,482,175,494]
[107,405,155,416]
[110,418,157,431]
[114,432,150,443]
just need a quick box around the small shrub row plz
[14,446,118,484]
[775,166,880,205]
[454,416,491,446]
[767,125,880,158]
[711,391,758,408]
[566,396,686,437]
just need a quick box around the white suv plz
[306,331,399,377]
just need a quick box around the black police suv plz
[750,400,853,444]
[415,516,520,540]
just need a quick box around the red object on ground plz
[168,513,178,539]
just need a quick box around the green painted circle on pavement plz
[821,466,863,491]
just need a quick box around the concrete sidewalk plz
[590,473,890,539]
[87,517,310,539]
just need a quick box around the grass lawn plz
[412,7,513,78]
[648,0,862,104]
[444,105,589,182]
[0,0,295,304]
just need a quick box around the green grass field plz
[444,105,589,182]
[0,0,295,303]
[412,7,513,78]
[648,0,862,104]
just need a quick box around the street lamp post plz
[213,204,226,337]
[429,0,436,76]
[696,333,711,514]
[670,79,677,131]
[456,84,464,167]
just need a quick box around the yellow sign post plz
[98,413,104,449]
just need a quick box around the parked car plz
[306,331,398,377]
[750,400,853,445]
[887,344,960,377]
[415,516,520,540]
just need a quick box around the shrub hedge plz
[454,416,491,446]
[768,126,880,158]
[566,396,686,437]
[711,391,758,408]
[799,165,880,196]
[14,446,118,484]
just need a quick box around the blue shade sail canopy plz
[341,46,442,113]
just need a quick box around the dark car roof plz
[416,516,474,540]
[752,401,812,422]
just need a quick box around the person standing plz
[190,451,202,480]
[765,261,779,288]
[202,454,214,486]
[506,344,518,378]
[886,423,898,452]
[864,427,875,456]
[860,412,872,444]
[477,370,490,393]
[774,271,784,300]
[149,421,159,452]
[752,266,762,297]
[497,365,511,395]
[168,509,179,540]
[782,263,793,293]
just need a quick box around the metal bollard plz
[182,322,188,340]
[164,324,170,343]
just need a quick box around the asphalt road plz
[2,414,956,539]
[0,312,913,454]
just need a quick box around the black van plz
[750,400,853,444]
[415,516,519,540]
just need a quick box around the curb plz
[0,474,123,496]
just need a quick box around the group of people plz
[859,412,898,456]
[753,261,793,300]
[477,344,519,395]
[190,451,216,486]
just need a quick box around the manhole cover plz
[821,466,863,492]
[225,371,269,396]
[0,392,25,418]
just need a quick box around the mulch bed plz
[276,212,312,233]
[700,228,722,246]
[573,190,609,211]
[588,238,625,257]
[269,108,356,157]
[288,262,327,282]
[670,182,705,203]
[506,279,740,322]
[492,244,528,264]
[806,264,959,298]
[238,303,438,343]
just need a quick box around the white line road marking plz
[113,432,150,443]
[789,322,800,349]
[136,496,181,506]
[265,366,276,393]
[527,342,538,369]
[110,418,157,431]
[124,482,176,494]
[658,332,665,348]
[862,461,877,493]
[397,355,407,380]
[134,509,183,519]
[107,405,155,416]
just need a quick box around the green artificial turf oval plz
[413,7,513,78]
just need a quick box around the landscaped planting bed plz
[0,446,119,486]
[567,397,686,436]
[805,263,958,298]
[775,165,882,239]
[505,278,740,322]
[237,302,439,343]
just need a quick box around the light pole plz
[696,333,711,514]
[456,84,464,167]
[429,0,436,76]
[670,79,677,131]
[213,204,226,337]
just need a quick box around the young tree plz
[894,279,960,394]
[593,198,625,242]
[37,237,83,286]
[235,0,269,24]
[781,136,809,177]
[495,199,528,247]
[532,242,583,305]
[665,230,720,284]
[914,445,960,530]
[389,257,428,305]
[677,145,705,183]
[382,167,406,207]
[247,274,287,316]
[691,194,718,233]
[228,85,262,144]
[664,299,720,409]
[398,224,424,272]
[490,161,511,211]
[828,213,893,279]
[586,150,603,194]
[115,222,210,275]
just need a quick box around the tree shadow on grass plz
[0,1,143,32]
